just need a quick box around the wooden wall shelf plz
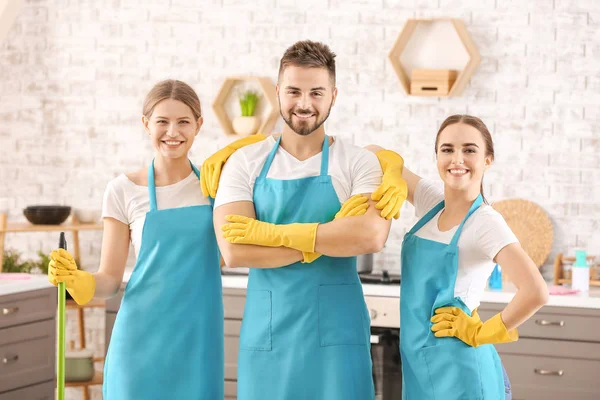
[388,18,481,97]
[212,76,279,137]
[0,212,103,272]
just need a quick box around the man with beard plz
[212,40,394,400]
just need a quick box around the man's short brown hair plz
[278,40,336,85]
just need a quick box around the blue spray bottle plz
[489,264,503,290]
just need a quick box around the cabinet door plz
[0,288,56,329]
[500,351,600,399]
[479,304,600,343]
[0,380,54,400]
[0,320,55,393]
[510,384,600,400]
[224,320,241,380]
[223,288,246,319]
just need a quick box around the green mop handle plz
[57,232,67,400]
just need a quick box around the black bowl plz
[24,206,71,225]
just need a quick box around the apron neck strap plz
[148,160,158,212]
[257,135,330,180]
[449,194,484,247]
[148,159,199,212]
[320,135,330,176]
[406,194,484,242]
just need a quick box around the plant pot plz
[232,116,260,136]
[65,349,95,382]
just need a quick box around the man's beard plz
[280,101,333,136]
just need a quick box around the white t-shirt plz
[413,179,518,311]
[101,171,209,258]
[214,136,382,208]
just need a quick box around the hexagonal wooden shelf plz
[212,76,279,137]
[0,0,22,44]
[388,18,481,97]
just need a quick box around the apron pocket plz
[318,283,368,347]
[421,340,484,400]
[240,289,272,351]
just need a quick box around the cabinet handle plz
[370,335,382,344]
[535,319,564,327]
[2,307,19,315]
[2,354,18,364]
[534,368,563,376]
[369,309,378,320]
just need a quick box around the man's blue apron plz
[237,136,374,400]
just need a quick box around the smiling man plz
[212,41,392,400]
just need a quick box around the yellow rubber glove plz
[302,194,370,263]
[48,249,96,306]
[222,216,318,253]
[431,307,518,348]
[371,150,408,220]
[201,133,267,198]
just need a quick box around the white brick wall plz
[1,1,599,398]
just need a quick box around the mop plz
[57,232,67,400]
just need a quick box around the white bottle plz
[571,250,590,293]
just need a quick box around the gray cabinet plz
[223,288,246,399]
[0,380,54,400]
[0,288,56,397]
[479,303,600,400]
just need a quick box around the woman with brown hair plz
[46,79,264,399]
[369,114,548,399]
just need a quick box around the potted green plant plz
[1,249,34,273]
[232,90,261,136]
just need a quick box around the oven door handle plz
[370,334,383,344]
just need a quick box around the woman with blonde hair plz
[47,79,264,399]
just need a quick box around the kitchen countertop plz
[4,272,599,310]
[221,274,600,310]
[0,274,52,296]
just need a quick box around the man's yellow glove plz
[201,133,267,198]
[48,249,96,306]
[371,150,408,220]
[222,216,318,253]
[431,307,518,347]
[302,194,370,263]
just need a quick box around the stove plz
[359,270,400,285]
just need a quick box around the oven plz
[371,328,402,399]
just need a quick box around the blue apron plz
[237,136,374,400]
[103,160,224,400]
[400,194,505,400]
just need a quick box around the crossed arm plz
[214,196,391,268]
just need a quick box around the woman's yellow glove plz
[371,150,408,220]
[48,249,96,306]
[302,194,370,263]
[222,215,318,253]
[431,307,518,347]
[201,133,267,198]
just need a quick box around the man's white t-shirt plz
[214,136,382,208]
[101,171,209,258]
[412,179,519,311]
